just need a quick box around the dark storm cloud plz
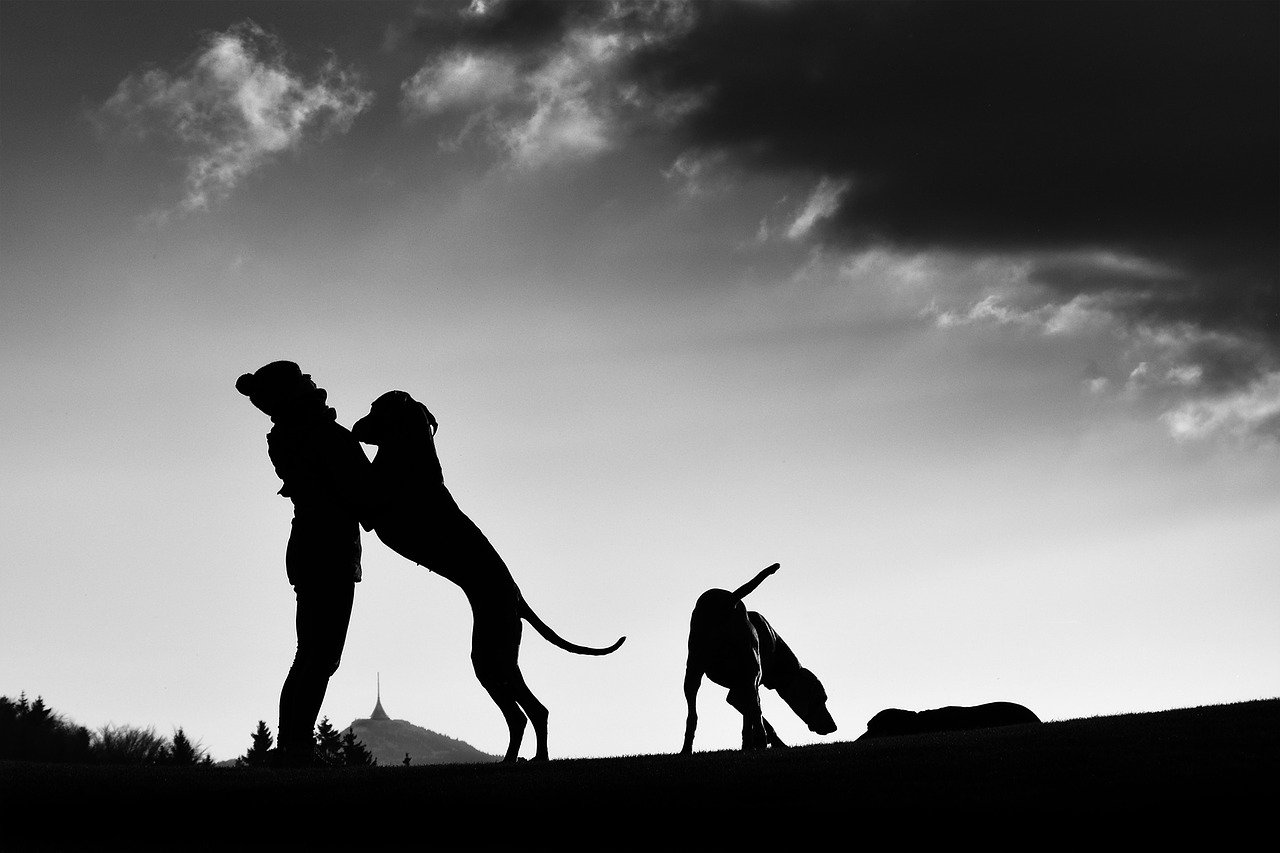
[1028,252,1277,342]
[619,1,1278,342]
[386,0,1277,433]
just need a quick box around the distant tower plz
[371,672,390,721]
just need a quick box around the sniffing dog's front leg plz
[681,663,702,755]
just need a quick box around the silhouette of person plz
[236,361,371,767]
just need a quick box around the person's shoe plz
[267,746,315,768]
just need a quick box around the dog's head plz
[352,390,438,446]
[858,708,918,739]
[777,667,837,736]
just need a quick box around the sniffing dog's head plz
[777,667,837,735]
[352,390,438,447]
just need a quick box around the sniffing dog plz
[352,390,625,762]
[681,563,836,753]
[857,702,1040,740]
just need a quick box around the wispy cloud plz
[661,148,731,198]
[94,21,372,215]
[1161,372,1280,443]
[786,176,852,241]
[401,51,518,118]
[398,1,697,170]
[922,249,1280,443]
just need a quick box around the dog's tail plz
[518,595,626,656]
[732,562,780,600]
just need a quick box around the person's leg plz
[278,581,355,763]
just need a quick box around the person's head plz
[236,361,327,419]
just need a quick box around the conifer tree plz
[314,717,343,767]
[340,728,376,766]
[26,695,51,727]
[170,727,199,766]
[1,693,94,762]
[239,720,274,767]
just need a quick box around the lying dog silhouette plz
[682,563,836,753]
[353,390,625,762]
[857,701,1040,739]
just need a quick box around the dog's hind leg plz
[509,668,549,762]
[472,619,531,762]
[475,665,528,762]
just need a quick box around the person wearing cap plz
[236,361,371,766]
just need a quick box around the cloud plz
[786,177,852,241]
[627,3,1277,259]
[661,148,731,198]
[94,21,372,214]
[397,0,697,169]
[401,51,519,117]
[1162,372,1280,444]
[919,247,1280,442]
[500,30,616,167]
[389,4,1280,444]
[577,0,1277,440]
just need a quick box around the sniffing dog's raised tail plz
[519,595,626,656]
[732,562,779,600]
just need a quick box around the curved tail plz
[518,595,626,656]
[732,562,780,600]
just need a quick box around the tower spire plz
[371,672,390,721]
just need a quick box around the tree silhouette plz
[1,693,94,763]
[341,728,376,766]
[26,695,51,727]
[238,720,274,767]
[315,717,343,767]
[170,728,200,766]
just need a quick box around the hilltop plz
[344,716,497,766]
[5,698,1276,850]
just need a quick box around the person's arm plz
[334,428,375,530]
[266,431,299,498]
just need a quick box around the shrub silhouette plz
[93,723,171,765]
[3,694,211,766]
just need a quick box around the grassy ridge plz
[5,698,1276,850]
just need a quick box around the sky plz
[1,0,1277,763]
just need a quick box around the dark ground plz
[4,698,1276,851]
